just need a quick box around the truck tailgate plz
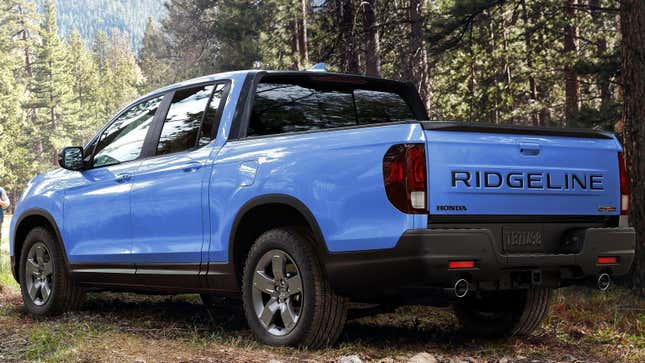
[424,124,622,216]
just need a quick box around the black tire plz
[242,227,347,348]
[453,287,552,337]
[19,227,84,316]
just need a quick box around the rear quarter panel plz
[208,123,427,261]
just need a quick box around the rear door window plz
[248,83,415,137]
[156,83,226,155]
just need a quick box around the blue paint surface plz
[425,130,622,216]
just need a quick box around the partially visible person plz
[0,186,10,242]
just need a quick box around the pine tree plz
[259,0,300,70]
[138,18,171,92]
[104,29,143,114]
[563,0,579,127]
[337,0,359,73]
[0,1,33,204]
[361,0,380,76]
[92,30,109,76]
[92,30,112,122]
[211,1,264,71]
[160,0,218,78]
[405,0,430,108]
[66,28,101,143]
[26,0,74,166]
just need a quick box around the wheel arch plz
[228,194,329,284]
[12,208,69,281]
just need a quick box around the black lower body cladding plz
[323,223,635,300]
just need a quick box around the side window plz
[198,83,226,146]
[249,83,343,136]
[92,96,164,168]
[248,83,415,137]
[354,90,415,124]
[156,83,225,155]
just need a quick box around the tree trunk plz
[521,0,540,126]
[297,0,309,68]
[17,5,33,77]
[407,0,431,113]
[563,0,579,127]
[620,0,645,296]
[589,0,610,110]
[361,0,380,76]
[337,0,359,74]
[290,20,300,70]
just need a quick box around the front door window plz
[92,96,163,167]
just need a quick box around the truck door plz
[130,83,227,285]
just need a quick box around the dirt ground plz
[0,283,642,363]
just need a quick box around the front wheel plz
[242,227,347,348]
[453,287,552,337]
[19,227,84,316]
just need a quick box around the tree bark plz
[290,20,300,70]
[407,0,431,113]
[521,0,540,126]
[620,0,645,296]
[589,0,610,110]
[297,0,309,68]
[564,0,579,126]
[17,5,33,77]
[337,0,359,74]
[361,0,380,76]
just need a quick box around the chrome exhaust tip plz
[598,273,611,291]
[454,279,469,298]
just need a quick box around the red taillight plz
[449,260,475,269]
[383,144,427,214]
[618,152,630,215]
[597,256,617,265]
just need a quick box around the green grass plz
[21,318,111,362]
[545,287,645,362]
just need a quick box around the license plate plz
[502,227,544,253]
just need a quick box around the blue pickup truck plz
[9,70,635,347]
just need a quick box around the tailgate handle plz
[520,144,540,156]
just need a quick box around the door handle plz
[183,162,202,172]
[115,173,132,183]
[520,143,541,156]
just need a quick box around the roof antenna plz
[307,63,327,72]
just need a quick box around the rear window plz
[248,82,415,137]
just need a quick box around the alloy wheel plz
[251,249,303,336]
[25,242,54,306]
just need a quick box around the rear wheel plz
[453,287,552,337]
[242,227,347,348]
[19,227,84,316]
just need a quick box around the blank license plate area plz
[502,226,544,253]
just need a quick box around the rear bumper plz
[324,227,635,300]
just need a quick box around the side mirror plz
[58,147,85,171]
